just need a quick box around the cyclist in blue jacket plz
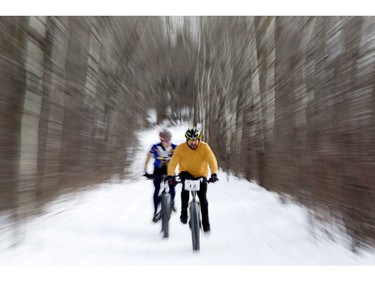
[144,129,177,222]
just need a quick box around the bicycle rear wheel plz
[160,192,171,238]
[189,200,200,251]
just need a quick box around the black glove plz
[209,173,218,183]
[143,172,153,180]
[167,175,177,186]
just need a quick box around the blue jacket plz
[150,142,177,175]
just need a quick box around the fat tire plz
[189,201,200,251]
[161,192,170,238]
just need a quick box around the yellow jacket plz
[167,141,218,178]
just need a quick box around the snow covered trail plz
[0,125,374,265]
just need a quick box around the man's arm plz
[167,147,180,176]
[144,152,153,172]
[205,144,218,174]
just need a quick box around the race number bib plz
[184,180,200,191]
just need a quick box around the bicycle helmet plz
[159,129,172,141]
[185,127,202,141]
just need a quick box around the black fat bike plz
[145,174,174,238]
[159,176,172,238]
[183,177,206,251]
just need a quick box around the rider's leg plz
[169,183,177,211]
[180,187,189,224]
[197,180,210,231]
[179,172,193,224]
[153,176,162,214]
[169,182,176,200]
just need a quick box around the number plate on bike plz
[185,180,200,191]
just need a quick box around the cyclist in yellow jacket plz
[167,127,218,232]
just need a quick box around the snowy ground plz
[1,124,375,279]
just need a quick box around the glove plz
[167,175,177,186]
[143,172,153,180]
[209,173,218,183]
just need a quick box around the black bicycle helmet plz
[185,127,202,140]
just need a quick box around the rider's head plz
[159,129,172,147]
[185,127,202,150]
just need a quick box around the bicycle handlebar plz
[143,173,217,184]
[143,173,182,183]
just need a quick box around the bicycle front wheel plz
[189,201,200,251]
[160,193,171,238]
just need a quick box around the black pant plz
[153,172,176,214]
[180,172,210,228]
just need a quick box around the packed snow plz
[1,124,374,279]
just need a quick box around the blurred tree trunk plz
[0,17,26,212]
[1,16,374,249]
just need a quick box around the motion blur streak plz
[0,16,374,251]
